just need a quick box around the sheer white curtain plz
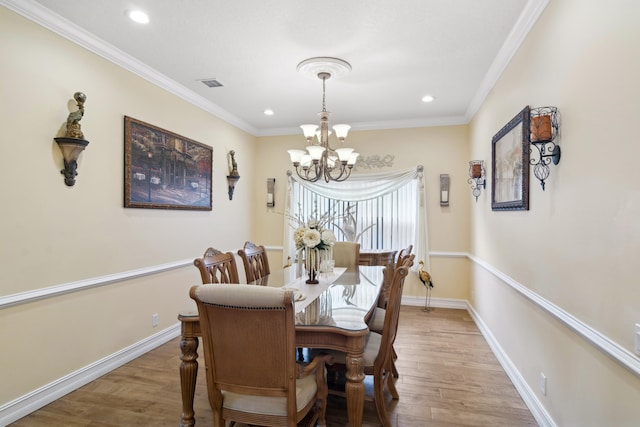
[283,165,429,271]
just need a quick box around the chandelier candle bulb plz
[288,149,305,164]
[301,155,312,168]
[333,124,351,141]
[335,147,354,162]
[306,145,326,160]
[301,125,318,140]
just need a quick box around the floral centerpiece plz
[290,208,337,284]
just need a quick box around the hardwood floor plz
[10,307,537,426]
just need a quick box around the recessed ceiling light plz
[422,94,435,103]
[264,109,275,116]
[126,10,149,24]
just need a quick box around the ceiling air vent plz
[199,78,223,88]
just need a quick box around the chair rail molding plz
[468,253,640,378]
[3,249,636,379]
[0,259,193,310]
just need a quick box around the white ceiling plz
[8,0,547,136]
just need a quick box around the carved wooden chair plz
[193,247,240,284]
[368,245,414,377]
[237,241,271,283]
[311,254,414,427]
[375,244,413,311]
[190,283,334,427]
[332,242,360,271]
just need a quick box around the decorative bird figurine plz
[418,260,433,288]
[418,260,434,312]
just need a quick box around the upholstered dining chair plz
[332,241,360,271]
[190,283,334,427]
[237,241,271,283]
[193,247,240,284]
[311,254,415,427]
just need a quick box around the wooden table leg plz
[344,350,365,427]
[179,335,199,427]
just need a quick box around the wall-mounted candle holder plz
[468,160,486,202]
[267,178,275,207]
[530,106,560,190]
[440,174,450,206]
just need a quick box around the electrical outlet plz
[635,324,640,355]
[539,373,547,396]
[152,313,159,327]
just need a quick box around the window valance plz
[283,165,430,272]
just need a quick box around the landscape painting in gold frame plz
[124,116,212,210]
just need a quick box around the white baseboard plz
[3,250,635,427]
[466,303,556,427]
[1,296,552,427]
[0,324,180,426]
[401,295,468,310]
[401,295,555,426]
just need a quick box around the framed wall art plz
[124,116,212,210]
[491,106,530,211]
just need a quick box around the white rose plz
[293,227,306,249]
[302,229,321,248]
[321,229,336,245]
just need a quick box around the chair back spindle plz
[238,241,271,283]
[193,247,240,284]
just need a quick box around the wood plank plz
[10,306,537,426]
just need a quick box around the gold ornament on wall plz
[227,150,240,200]
[54,92,90,186]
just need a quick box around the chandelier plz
[288,57,359,183]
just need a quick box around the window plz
[290,180,418,251]
[283,166,429,269]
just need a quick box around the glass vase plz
[305,247,320,284]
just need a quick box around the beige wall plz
[5,1,640,425]
[254,125,471,299]
[0,7,471,410]
[0,8,256,404]
[469,0,640,425]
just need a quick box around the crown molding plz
[258,115,468,137]
[465,0,550,121]
[2,0,550,136]
[0,0,258,135]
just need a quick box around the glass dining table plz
[178,265,385,427]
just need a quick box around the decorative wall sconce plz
[54,92,89,186]
[468,160,486,202]
[267,178,275,207]
[530,106,560,190]
[226,150,240,200]
[439,174,450,206]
